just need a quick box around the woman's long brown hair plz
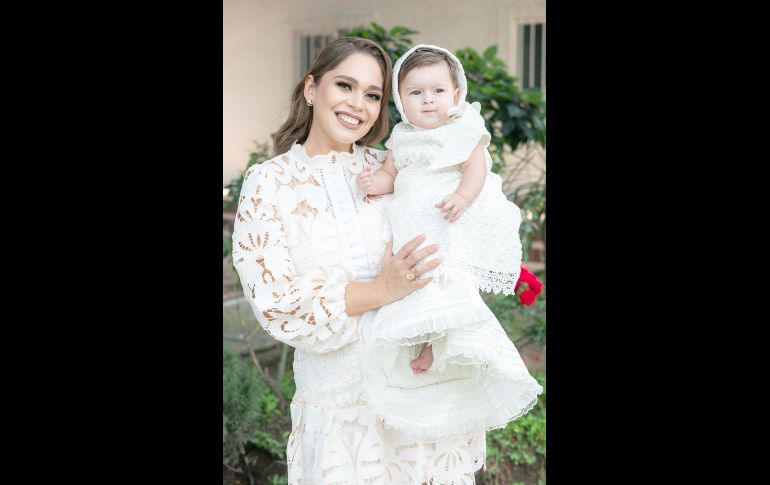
[272,37,392,156]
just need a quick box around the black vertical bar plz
[535,24,543,89]
[523,24,531,88]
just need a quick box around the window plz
[519,23,546,91]
[298,30,348,78]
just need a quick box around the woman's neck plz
[303,131,354,158]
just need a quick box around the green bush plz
[266,474,289,485]
[483,371,546,484]
[223,346,284,466]
[223,141,272,210]
[223,232,233,259]
[510,176,546,261]
[456,46,546,155]
[346,23,546,173]
[483,282,546,348]
[280,368,296,402]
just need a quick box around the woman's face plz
[304,52,384,153]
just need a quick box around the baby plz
[356,44,542,441]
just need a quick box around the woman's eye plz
[336,82,352,90]
[367,93,382,101]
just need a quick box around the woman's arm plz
[232,163,359,353]
[345,235,441,315]
[232,162,440,353]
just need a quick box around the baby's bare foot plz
[410,344,434,374]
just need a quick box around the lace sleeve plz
[231,162,358,353]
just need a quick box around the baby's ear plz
[453,87,461,104]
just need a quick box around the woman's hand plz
[374,234,441,304]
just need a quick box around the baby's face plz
[399,62,460,129]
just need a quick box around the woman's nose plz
[348,91,364,110]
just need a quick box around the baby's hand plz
[435,193,469,223]
[357,165,376,194]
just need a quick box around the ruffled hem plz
[439,261,521,296]
[362,337,543,442]
[371,303,495,347]
[361,288,543,441]
[364,273,506,346]
[369,374,541,442]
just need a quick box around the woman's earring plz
[306,99,313,107]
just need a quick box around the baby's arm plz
[436,141,486,223]
[357,150,397,195]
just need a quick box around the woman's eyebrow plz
[334,75,382,92]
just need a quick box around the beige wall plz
[223,0,545,185]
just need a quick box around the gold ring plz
[406,271,416,281]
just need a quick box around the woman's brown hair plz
[272,37,392,156]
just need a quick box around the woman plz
[231,38,485,484]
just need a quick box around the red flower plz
[519,266,543,295]
[516,269,531,292]
[520,267,535,284]
[515,266,544,300]
[520,289,537,305]
[530,279,543,295]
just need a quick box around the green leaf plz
[480,85,497,95]
[507,104,525,118]
[371,22,385,34]
[390,26,418,36]
[523,125,535,140]
[483,45,498,60]
[521,90,543,105]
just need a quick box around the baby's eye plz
[410,90,421,96]
[436,88,445,93]
[336,82,352,91]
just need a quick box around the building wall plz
[223,0,546,185]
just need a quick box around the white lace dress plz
[360,103,543,441]
[231,142,485,484]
